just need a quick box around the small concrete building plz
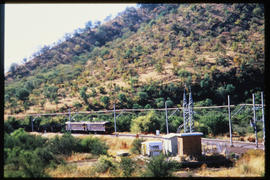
[141,141,163,157]
[162,133,179,156]
[177,132,203,157]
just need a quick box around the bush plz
[120,157,136,177]
[94,155,117,174]
[177,69,192,78]
[4,129,57,178]
[130,138,145,154]
[116,115,133,132]
[8,128,46,150]
[155,97,165,108]
[16,88,30,101]
[5,149,48,178]
[5,117,21,133]
[130,111,160,133]
[4,121,14,134]
[48,133,81,156]
[80,136,108,155]
[100,96,110,108]
[143,154,174,177]
[200,111,228,136]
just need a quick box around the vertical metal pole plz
[228,95,233,147]
[69,108,71,131]
[31,116,33,132]
[114,104,117,135]
[183,90,187,133]
[252,94,258,148]
[165,101,169,134]
[188,92,193,133]
[261,92,265,143]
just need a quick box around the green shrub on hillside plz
[130,111,160,133]
[47,133,81,156]
[4,129,58,178]
[94,155,118,175]
[120,157,136,177]
[80,136,108,155]
[143,154,175,177]
[130,138,145,154]
[199,111,228,136]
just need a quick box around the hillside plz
[4,3,264,116]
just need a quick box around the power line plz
[4,103,263,118]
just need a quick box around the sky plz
[4,3,137,73]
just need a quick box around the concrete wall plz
[163,136,179,156]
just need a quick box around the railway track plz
[76,133,265,150]
[34,132,265,155]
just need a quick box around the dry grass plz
[46,164,95,177]
[64,152,97,162]
[195,149,265,177]
[97,136,135,156]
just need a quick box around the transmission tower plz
[183,89,189,133]
[188,88,194,133]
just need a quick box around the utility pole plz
[165,101,169,134]
[114,104,117,135]
[228,95,233,147]
[252,94,258,148]
[261,92,265,144]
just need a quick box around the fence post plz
[228,95,233,147]
[165,101,169,134]
[261,92,265,144]
[114,104,117,135]
[252,94,258,148]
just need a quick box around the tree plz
[85,20,93,29]
[137,91,148,105]
[200,111,228,136]
[155,98,165,108]
[118,93,127,103]
[131,111,160,133]
[100,96,110,108]
[165,98,174,108]
[10,63,18,73]
[16,88,30,101]
[43,86,58,103]
[79,86,88,105]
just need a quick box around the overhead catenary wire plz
[4,103,264,118]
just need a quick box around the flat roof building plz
[141,141,163,157]
[177,132,203,157]
[162,133,179,156]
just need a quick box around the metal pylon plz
[183,89,189,133]
[188,89,194,133]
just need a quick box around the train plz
[65,121,114,134]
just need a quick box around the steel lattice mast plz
[188,88,194,133]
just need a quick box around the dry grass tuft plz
[47,164,95,177]
[64,152,96,162]
[196,149,265,177]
